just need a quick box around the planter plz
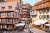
[46,18,48,20]
[46,12,48,14]
[43,18,45,20]
[43,12,44,14]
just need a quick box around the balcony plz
[0,22,6,24]
[37,5,50,10]
[21,18,29,20]
[22,12,29,14]
[23,10,28,11]
[0,16,13,18]
[31,13,37,15]
[7,22,12,24]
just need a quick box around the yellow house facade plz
[30,0,50,23]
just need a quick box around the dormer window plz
[1,6,5,10]
[8,6,12,10]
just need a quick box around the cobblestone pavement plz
[31,27,48,33]
[0,31,26,33]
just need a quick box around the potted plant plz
[40,13,41,14]
[40,18,41,20]
[46,18,48,20]
[43,18,44,20]
[43,12,44,14]
[46,12,48,14]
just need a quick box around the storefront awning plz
[45,24,50,26]
[33,20,48,25]
[15,23,25,26]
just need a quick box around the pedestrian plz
[24,28,26,32]
[26,29,29,33]
[29,28,31,33]
[34,31,36,33]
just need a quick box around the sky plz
[22,0,41,6]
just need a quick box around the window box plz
[43,12,44,14]
[43,18,45,20]
[40,18,41,20]
[46,18,48,20]
[46,12,48,14]
[40,13,41,14]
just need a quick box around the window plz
[24,5,26,8]
[47,9,49,12]
[7,19,12,22]
[39,5,40,8]
[14,12,17,17]
[44,15,46,18]
[1,6,5,10]
[42,4,44,7]
[7,12,11,16]
[16,19,18,22]
[20,10,22,13]
[1,19,5,22]
[43,9,46,12]
[45,3,48,6]
[8,6,12,10]
[47,15,49,18]
[17,13,19,17]
[1,13,4,16]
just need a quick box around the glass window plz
[44,15,46,18]
[45,3,48,6]
[43,9,46,12]
[42,4,44,7]
[1,13,4,16]
[16,19,18,22]
[47,15,49,18]
[7,12,11,16]
[7,19,12,22]
[1,19,5,22]
[47,9,49,12]
[39,5,40,8]
[17,13,19,17]
[20,10,22,13]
